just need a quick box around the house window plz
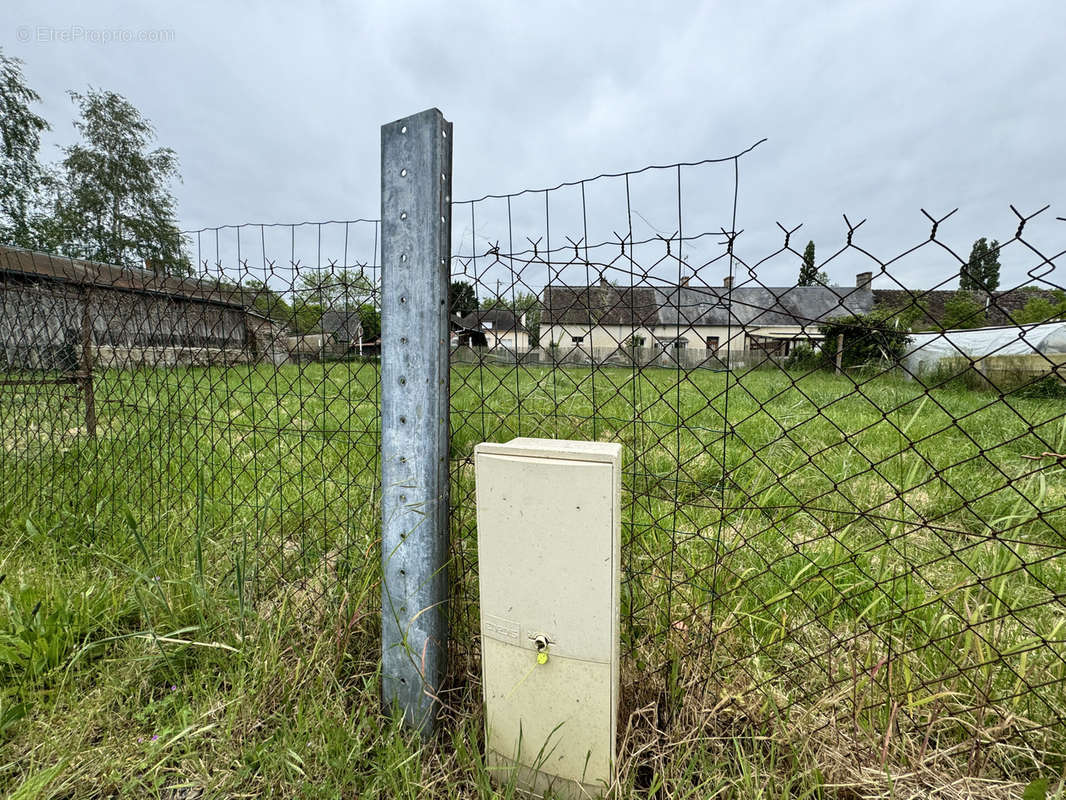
[571,335,584,344]
[705,336,719,351]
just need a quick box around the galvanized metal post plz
[380,108,452,735]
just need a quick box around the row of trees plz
[1,50,383,338]
[241,269,381,338]
[796,237,1004,294]
[1,49,189,273]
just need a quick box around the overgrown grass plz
[1,360,1063,798]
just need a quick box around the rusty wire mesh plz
[2,147,1065,789]
[446,153,1066,786]
[0,220,383,625]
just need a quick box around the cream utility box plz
[474,438,621,799]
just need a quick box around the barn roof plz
[458,308,524,330]
[658,284,874,327]
[318,310,365,339]
[544,281,873,328]
[542,284,659,326]
[0,245,255,309]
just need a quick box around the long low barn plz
[540,272,876,355]
[0,245,288,369]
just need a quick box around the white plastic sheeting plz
[902,321,1066,376]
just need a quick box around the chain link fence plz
[0,222,382,631]
[446,153,1066,788]
[2,138,1064,791]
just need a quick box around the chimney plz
[680,275,690,287]
[722,276,733,289]
[856,271,873,291]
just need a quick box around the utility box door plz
[475,438,621,798]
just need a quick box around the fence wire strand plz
[1,147,1065,789]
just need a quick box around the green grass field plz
[1,361,1064,798]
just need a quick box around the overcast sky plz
[4,0,1064,294]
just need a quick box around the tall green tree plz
[797,240,818,286]
[0,50,49,248]
[51,89,189,273]
[357,304,381,341]
[960,237,1001,292]
[449,280,477,317]
[296,267,375,310]
[290,268,377,334]
[242,279,293,323]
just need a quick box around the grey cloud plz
[4,0,1063,292]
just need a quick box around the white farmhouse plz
[541,273,876,356]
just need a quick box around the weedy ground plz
[1,361,1063,798]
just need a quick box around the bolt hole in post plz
[380,108,452,737]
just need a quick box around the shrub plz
[784,344,822,372]
[1012,374,1066,400]
[819,314,911,369]
[941,290,988,329]
[1013,290,1066,324]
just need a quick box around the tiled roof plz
[459,308,522,330]
[318,310,364,338]
[544,281,873,328]
[543,285,660,326]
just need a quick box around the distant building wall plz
[0,277,83,370]
[485,328,530,349]
[540,322,820,353]
[0,271,287,369]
